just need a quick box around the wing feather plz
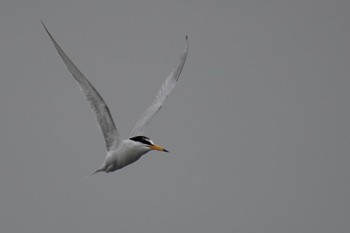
[42,21,121,151]
[129,36,188,137]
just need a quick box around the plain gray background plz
[1,0,349,232]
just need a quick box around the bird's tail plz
[85,165,105,177]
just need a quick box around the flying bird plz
[42,21,188,175]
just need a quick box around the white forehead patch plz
[146,139,154,145]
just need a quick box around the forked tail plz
[85,165,105,177]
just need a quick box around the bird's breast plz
[105,140,150,170]
[117,148,147,169]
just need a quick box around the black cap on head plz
[129,136,153,145]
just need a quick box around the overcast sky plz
[1,0,350,233]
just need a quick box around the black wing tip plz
[41,19,47,28]
[41,20,51,35]
[184,35,188,50]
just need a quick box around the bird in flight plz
[42,21,188,175]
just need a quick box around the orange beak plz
[149,144,169,152]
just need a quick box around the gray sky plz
[1,0,350,232]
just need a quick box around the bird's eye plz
[141,139,152,146]
[129,136,153,145]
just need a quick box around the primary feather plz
[42,21,121,150]
[129,36,188,137]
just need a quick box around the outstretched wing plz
[42,21,121,151]
[129,36,188,137]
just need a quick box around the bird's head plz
[129,136,169,153]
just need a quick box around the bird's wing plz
[129,36,188,137]
[42,21,121,151]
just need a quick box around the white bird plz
[42,21,188,175]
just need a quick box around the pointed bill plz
[149,144,169,152]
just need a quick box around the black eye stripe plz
[141,139,152,145]
[129,136,152,145]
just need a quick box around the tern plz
[42,22,188,174]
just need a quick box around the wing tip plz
[41,19,47,30]
[41,20,46,30]
[41,20,52,39]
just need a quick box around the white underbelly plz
[106,143,149,170]
[118,150,145,168]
